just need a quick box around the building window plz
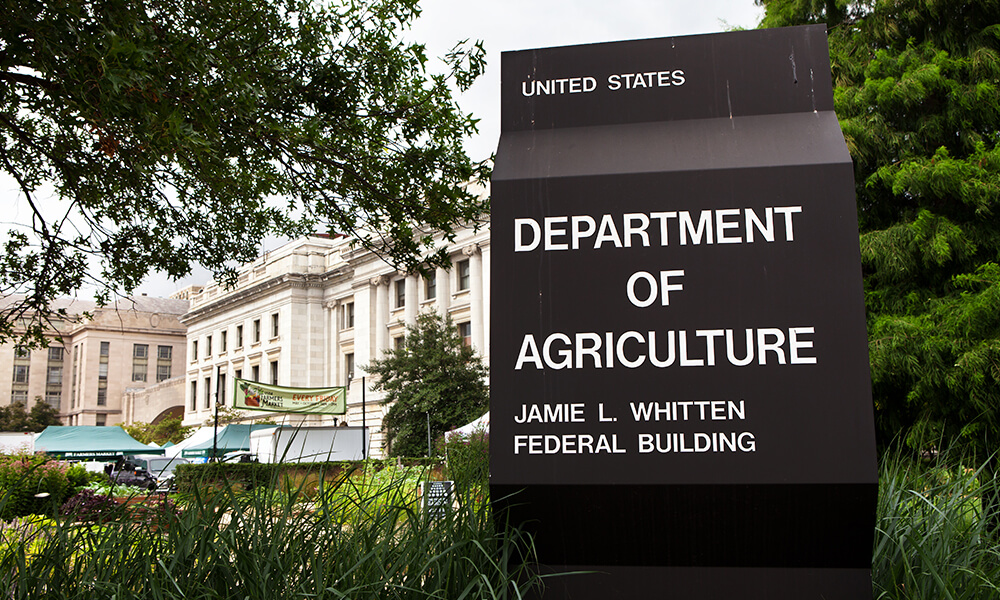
[218,372,227,405]
[11,390,27,404]
[14,346,29,359]
[271,313,279,338]
[395,279,406,309]
[342,302,355,329]
[132,344,149,382]
[253,319,261,343]
[12,365,29,384]
[220,330,227,352]
[100,341,110,356]
[191,340,198,361]
[47,365,63,385]
[156,345,172,382]
[48,347,64,361]
[44,391,61,410]
[236,324,244,348]
[204,376,211,409]
[394,336,405,350]
[344,353,354,388]
[206,335,213,356]
[190,380,197,411]
[425,272,437,300]
[98,346,108,403]
[251,364,260,382]
[235,368,242,381]
[95,414,106,427]
[458,321,472,347]
[457,259,470,291]
[270,360,278,385]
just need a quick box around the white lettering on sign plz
[513,433,627,455]
[513,207,802,252]
[608,70,686,90]
[513,327,817,370]
[519,70,686,97]
[522,77,599,97]
[637,432,756,453]
[514,403,586,423]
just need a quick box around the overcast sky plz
[13,1,765,298]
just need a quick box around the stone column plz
[353,283,372,379]
[325,298,339,387]
[372,275,389,358]
[481,244,491,361]
[465,243,485,354]
[404,273,418,326]
[436,265,451,318]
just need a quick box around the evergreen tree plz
[756,0,1000,455]
[366,312,488,457]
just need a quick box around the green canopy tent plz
[34,426,165,460]
[181,424,276,459]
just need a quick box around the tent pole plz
[212,367,220,462]
[366,377,368,460]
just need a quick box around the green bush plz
[441,429,489,507]
[0,453,79,519]
[873,448,1000,599]
[0,460,541,600]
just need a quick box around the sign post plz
[491,25,877,599]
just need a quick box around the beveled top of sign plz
[500,25,833,131]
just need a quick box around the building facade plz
[0,296,189,426]
[180,227,490,455]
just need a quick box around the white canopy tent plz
[445,411,489,440]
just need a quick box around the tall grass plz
[0,463,540,600]
[873,449,1000,600]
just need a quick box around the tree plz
[120,417,191,445]
[27,398,62,430]
[0,399,62,431]
[1,0,489,347]
[755,1,1000,456]
[367,312,488,457]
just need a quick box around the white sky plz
[407,0,765,162]
[6,1,765,299]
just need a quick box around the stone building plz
[180,226,490,455]
[0,295,189,426]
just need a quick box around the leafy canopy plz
[120,417,191,446]
[366,312,488,457]
[0,0,488,346]
[757,0,1000,454]
[0,399,62,432]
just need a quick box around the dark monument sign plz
[491,25,877,599]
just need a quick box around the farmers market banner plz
[234,379,346,415]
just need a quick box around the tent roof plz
[446,411,490,440]
[35,426,165,459]
[181,424,276,458]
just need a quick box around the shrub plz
[873,448,1000,599]
[59,489,119,523]
[0,453,77,519]
[441,428,489,507]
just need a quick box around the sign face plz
[234,379,346,415]
[491,26,877,599]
